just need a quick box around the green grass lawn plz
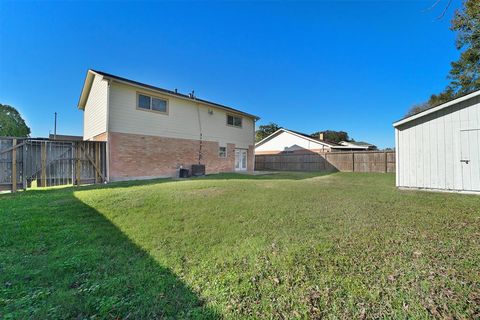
[1,172,479,319]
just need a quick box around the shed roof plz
[393,89,480,128]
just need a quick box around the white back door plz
[460,129,480,191]
[235,149,247,171]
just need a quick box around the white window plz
[227,114,242,128]
[219,146,227,158]
[137,93,168,113]
[138,94,151,110]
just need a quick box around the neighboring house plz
[393,89,480,193]
[78,70,258,181]
[255,129,337,154]
[255,128,375,154]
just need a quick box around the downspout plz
[253,118,257,171]
[196,102,203,164]
[105,79,111,182]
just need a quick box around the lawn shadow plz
[0,188,221,319]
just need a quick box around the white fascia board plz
[77,70,100,110]
[393,90,480,128]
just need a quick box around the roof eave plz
[393,89,480,128]
[77,70,98,110]
[255,129,284,147]
[90,70,259,120]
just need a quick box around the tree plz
[311,130,351,143]
[255,122,280,142]
[407,0,479,116]
[406,90,455,116]
[448,0,480,95]
[0,104,31,137]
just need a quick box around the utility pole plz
[54,112,57,140]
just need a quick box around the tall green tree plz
[255,122,280,142]
[448,0,480,94]
[0,104,31,137]
[407,0,480,116]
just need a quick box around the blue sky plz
[0,1,462,148]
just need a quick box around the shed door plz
[460,129,480,191]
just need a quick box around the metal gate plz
[0,137,107,192]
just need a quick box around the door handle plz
[460,159,470,164]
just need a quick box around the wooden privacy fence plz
[255,151,396,173]
[0,137,107,192]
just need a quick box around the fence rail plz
[0,137,107,192]
[255,151,395,173]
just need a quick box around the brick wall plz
[108,132,253,181]
[248,145,255,173]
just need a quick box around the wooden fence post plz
[11,139,17,192]
[40,141,47,187]
[75,142,81,186]
[95,143,100,183]
[352,152,355,172]
[23,140,27,190]
[384,151,388,173]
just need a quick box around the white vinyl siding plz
[395,95,480,191]
[83,74,108,140]
[108,82,255,148]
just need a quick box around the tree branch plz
[437,0,453,19]
[423,0,454,20]
[423,0,442,12]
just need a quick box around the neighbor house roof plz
[255,128,340,148]
[77,69,259,120]
[335,141,377,151]
[393,89,480,127]
[340,141,372,146]
[338,141,376,148]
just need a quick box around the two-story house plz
[77,70,258,181]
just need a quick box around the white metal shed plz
[393,89,480,193]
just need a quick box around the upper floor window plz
[227,114,242,128]
[137,93,168,114]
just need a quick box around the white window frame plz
[219,146,227,158]
[136,92,169,115]
[226,114,242,128]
